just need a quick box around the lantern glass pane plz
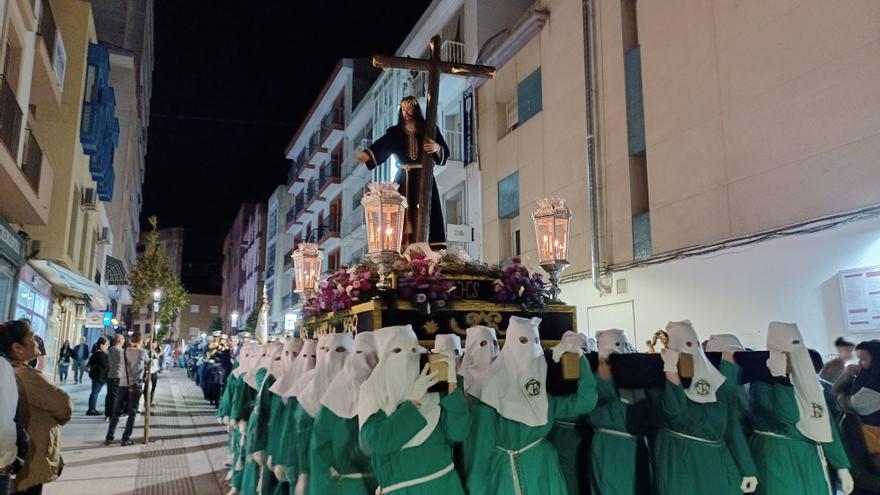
[535,216,555,264]
[554,216,569,261]
[366,204,383,253]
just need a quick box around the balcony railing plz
[307,131,322,158]
[408,72,426,98]
[316,215,342,242]
[0,77,22,160]
[441,40,465,64]
[284,248,294,269]
[320,106,344,138]
[342,205,364,236]
[21,129,43,192]
[319,159,341,186]
[305,179,320,204]
[37,0,58,56]
[286,205,296,225]
[287,160,302,185]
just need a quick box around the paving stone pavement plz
[44,369,230,495]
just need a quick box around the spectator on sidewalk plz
[821,336,857,382]
[105,333,149,446]
[56,341,72,385]
[27,334,45,372]
[86,338,110,416]
[71,337,90,384]
[0,352,19,495]
[147,340,162,407]
[1,319,73,495]
[105,334,125,420]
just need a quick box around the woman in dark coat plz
[86,337,110,416]
[57,341,72,384]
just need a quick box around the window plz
[625,48,646,156]
[209,305,219,314]
[513,229,521,257]
[516,68,542,125]
[505,98,518,133]
[327,249,340,272]
[190,304,200,313]
[190,327,200,337]
[139,306,148,315]
[497,172,520,220]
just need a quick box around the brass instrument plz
[646,330,668,353]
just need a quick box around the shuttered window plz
[517,68,542,125]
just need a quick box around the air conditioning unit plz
[81,188,98,211]
[97,227,110,245]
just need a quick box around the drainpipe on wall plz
[582,0,612,295]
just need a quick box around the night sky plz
[142,1,432,294]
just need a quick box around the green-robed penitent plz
[360,386,470,494]
[467,357,598,495]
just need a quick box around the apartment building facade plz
[265,185,295,331]
[222,202,266,332]
[477,0,880,351]
[176,293,222,343]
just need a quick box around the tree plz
[129,216,188,342]
[244,308,259,334]
[208,317,223,334]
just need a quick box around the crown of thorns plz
[399,96,419,109]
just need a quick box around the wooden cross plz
[373,35,495,244]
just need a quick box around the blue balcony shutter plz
[624,47,646,157]
[497,172,520,220]
[517,68,542,125]
[632,211,652,259]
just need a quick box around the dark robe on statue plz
[364,125,450,246]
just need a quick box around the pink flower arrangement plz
[396,250,455,311]
[493,257,547,308]
[302,265,376,317]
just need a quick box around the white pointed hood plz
[268,338,304,396]
[706,334,745,353]
[298,333,352,417]
[666,321,726,404]
[433,334,463,370]
[596,328,635,360]
[321,332,378,419]
[767,322,832,442]
[460,326,499,398]
[231,342,257,378]
[243,344,269,389]
[480,316,548,426]
[358,325,440,448]
[281,339,317,399]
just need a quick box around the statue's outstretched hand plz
[355,150,370,163]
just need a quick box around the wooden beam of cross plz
[373,35,495,244]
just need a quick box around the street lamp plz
[362,182,407,291]
[231,311,239,330]
[532,197,571,303]
[292,243,324,297]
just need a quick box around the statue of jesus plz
[356,96,450,247]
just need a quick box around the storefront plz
[0,216,26,321]
[14,264,52,339]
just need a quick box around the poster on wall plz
[839,265,880,334]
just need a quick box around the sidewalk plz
[44,369,230,495]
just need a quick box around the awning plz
[105,255,127,285]
[28,259,108,309]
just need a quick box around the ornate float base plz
[303,299,576,345]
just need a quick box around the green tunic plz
[748,381,851,495]
[467,357,598,495]
[310,408,375,495]
[294,406,317,481]
[547,414,591,494]
[230,372,259,491]
[652,377,756,495]
[241,368,270,495]
[273,397,302,485]
[587,378,652,495]
[360,386,470,494]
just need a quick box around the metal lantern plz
[292,243,324,297]
[532,197,572,303]
[362,182,408,290]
